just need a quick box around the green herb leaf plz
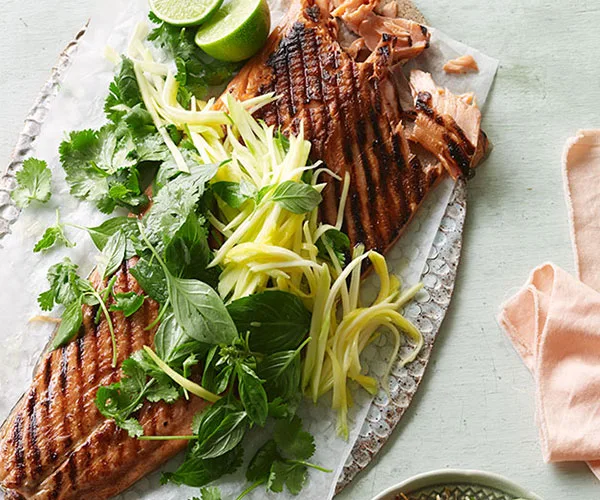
[270,181,322,214]
[95,355,176,437]
[144,164,218,250]
[105,57,144,123]
[154,313,191,363]
[98,230,126,279]
[201,346,233,395]
[200,486,222,500]
[257,349,302,402]
[169,276,237,346]
[52,299,83,348]
[164,213,215,285]
[268,461,307,495]
[11,158,52,208]
[130,256,169,303]
[227,291,311,354]
[38,258,93,311]
[236,363,268,426]
[147,19,240,105]
[194,410,248,459]
[109,292,145,317]
[274,416,315,461]
[246,439,280,483]
[316,229,351,267]
[161,447,243,487]
[59,127,143,214]
[86,216,140,253]
[34,211,75,253]
[212,180,255,209]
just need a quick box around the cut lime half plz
[195,0,271,63]
[149,0,224,26]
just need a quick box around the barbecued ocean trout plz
[0,0,489,499]
[0,261,208,499]
[225,0,488,253]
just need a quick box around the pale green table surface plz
[1,1,599,499]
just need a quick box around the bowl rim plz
[371,468,544,500]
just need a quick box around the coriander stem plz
[93,291,118,368]
[137,435,198,441]
[145,300,169,331]
[288,460,332,473]
[235,479,266,500]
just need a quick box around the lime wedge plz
[195,0,271,63]
[149,0,223,26]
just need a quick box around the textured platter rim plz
[371,469,544,500]
[0,12,466,498]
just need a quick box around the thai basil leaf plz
[227,291,311,354]
[236,363,268,426]
[270,181,322,214]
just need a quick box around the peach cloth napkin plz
[498,130,600,479]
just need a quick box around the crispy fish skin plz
[0,260,207,500]
[225,0,486,254]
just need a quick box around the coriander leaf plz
[105,57,143,123]
[246,439,280,483]
[267,397,294,420]
[227,291,311,354]
[59,126,145,214]
[161,446,243,487]
[11,158,52,208]
[274,416,315,461]
[169,276,237,346]
[200,486,222,500]
[37,290,56,312]
[120,418,145,438]
[34,212,75,253]
[147,19,240,104]
[236,363,268,427]
[270,181,322,214]
[268,461,307,495]
[212,180,255,209]
[109,292,145,317]
[98,230,126,279]
[130,256,169,303]
[38,258,93,311]
[95,356,155,437]
[121,104,155,137]
[52,299,83,348]
[145,164,218,249]
[316,229,350,267]
[145,382,179,403]
[194,410,248,459]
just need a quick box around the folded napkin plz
[498,130,600,479]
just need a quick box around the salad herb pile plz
[12,12,423,499]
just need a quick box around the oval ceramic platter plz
[0,2,468,496]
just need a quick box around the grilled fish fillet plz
[0,1,489,499]
[225,0,488,253]
[0,261,207,500]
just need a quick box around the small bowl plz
[372,469,543,500]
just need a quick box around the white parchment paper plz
[0,2,498,499]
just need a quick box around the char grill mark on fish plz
[228,0,483,253]
[226,0,485,253]
[0,261,207,500]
